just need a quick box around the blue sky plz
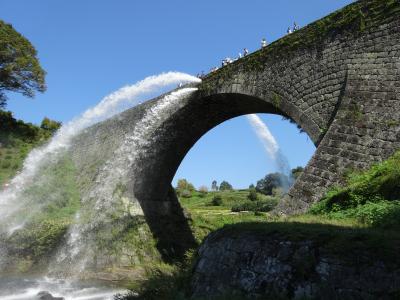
[1,0,354,189]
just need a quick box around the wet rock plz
[36,291,65,300]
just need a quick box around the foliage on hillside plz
[0,110,60,186]
[0,19,46,107]
[310,151,400,228]
[1,155,80,272]
[119,211,400,300]
[121,149,400,299]
[1,154,164,277]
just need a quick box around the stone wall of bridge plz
[68,1,400,255]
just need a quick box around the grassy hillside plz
[179,189,278,244]
[3,109,400,298]
[309,151,400,228]
[121,151,400,299]
[0,110,59,186]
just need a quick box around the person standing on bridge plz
[261,38,268,48]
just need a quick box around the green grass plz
[179,190,278,243]
[2,155,82,271]
[117,212,400,300]
[0,110,55,186]
[309,151,400,228]
[122,149,400,299]
[180,190,275,211]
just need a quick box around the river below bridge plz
[0,277,127,300]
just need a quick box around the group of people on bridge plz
[287,21,300,34]
[196,21,300,79]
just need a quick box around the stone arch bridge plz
[71,0,400,258]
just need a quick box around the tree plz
[249,184,255,189]
[41,117,61,133]
[0,20,46,108]
[291,166,304,180]
[211,180,218,191]
[219,180,233,191]
[247,188,258,201]
[256,173,289,195]
[211,195,223,206]
[176,179,195,191]
[176,179,195,197]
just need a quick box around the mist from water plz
[0,72,200,298]
[52,87,199,276]
[0,72,200,235]
[246,114,294,191]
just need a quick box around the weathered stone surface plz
[69,0,400,242]
[190,228,400,299]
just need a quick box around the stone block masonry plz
[69,0,400,246]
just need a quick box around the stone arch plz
[130,90,322,212]
[122,90,320,259]
[70,0,400,259]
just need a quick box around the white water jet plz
[52,87,199,276]
[0,73,200,298]
[246,114,293,191]
[0,72,200,234]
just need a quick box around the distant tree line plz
[176,178,235,198]
[210,180,233,191]
[176,166,304,199]
[0,110,61,142]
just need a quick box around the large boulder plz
[36,291,65,300]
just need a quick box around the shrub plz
[176,179,195,196]
[291,166,304,180]
[1,161,11,169]
[309,151,400,228]
[198,185,208,197]
[247,188,258,201]
[256,172,290,195]
[211,195,223,206]
[231,198,278,213]
[40,117,61,132]
[180,189,192,198]
[354,201,400,227]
